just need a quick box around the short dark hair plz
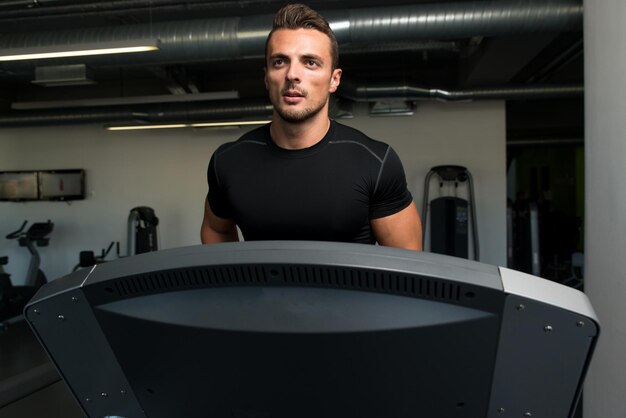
[265,3,339,70]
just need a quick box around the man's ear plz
[329,68,342,93]
[264,67,269,90]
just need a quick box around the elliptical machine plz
[0,220,54,321]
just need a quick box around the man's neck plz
[269,112,331,150]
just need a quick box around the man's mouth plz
[283,89,305,98]
[282,89,305,104]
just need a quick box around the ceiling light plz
[190,120,270,128]
[0,39,160,62]
[106,120,270,131]
[107,124,188,131]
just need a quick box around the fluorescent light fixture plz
[107,124,188,131]
[106,120,270,131]
[190,120,270,128]
[0,39,160,62]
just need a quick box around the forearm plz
[200,222,239,244]
[371,202,423,251]
[201,199,239,244]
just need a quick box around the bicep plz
[371,202,422,251]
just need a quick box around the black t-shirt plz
[207,120,413,244]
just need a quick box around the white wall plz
[584,1,626,416]
[0,100,506,283]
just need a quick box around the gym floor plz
[0,318,84,417]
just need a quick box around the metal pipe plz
[0,99,273,127]
[339,83,584,102]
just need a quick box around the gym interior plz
[0,1,623,417]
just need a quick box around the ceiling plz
[0,0,584,140]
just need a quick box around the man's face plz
[265,28,341,124]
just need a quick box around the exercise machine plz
[127,206,159,256]
[73,207,159,271]
[422,165,479,260]
[25,241,598,418]
[0,220,53,322]
[509,197,541,276]
[72,241,120,272]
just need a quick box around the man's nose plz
[285,63,302,82]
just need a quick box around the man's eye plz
[273,59,284,67]
[306,60,319,67]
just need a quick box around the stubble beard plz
[272,90,328,124]
[275,102,326,123]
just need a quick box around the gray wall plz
[584,1,626,416]
[0,101,506,283]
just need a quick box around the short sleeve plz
[207,151,233,219]
[369,146,413,219]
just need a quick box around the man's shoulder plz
[214,124,269,157]
[331,121,390,159]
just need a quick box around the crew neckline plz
[265,120,335,158]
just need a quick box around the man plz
[201,3,422,250]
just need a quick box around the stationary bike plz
[0,220,54,322]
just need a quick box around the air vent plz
[32,64,96,87]
[93,264,465,305]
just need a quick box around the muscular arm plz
[201,198,239,244]
[371,202,422,251]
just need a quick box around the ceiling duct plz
[0,0,582,73]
